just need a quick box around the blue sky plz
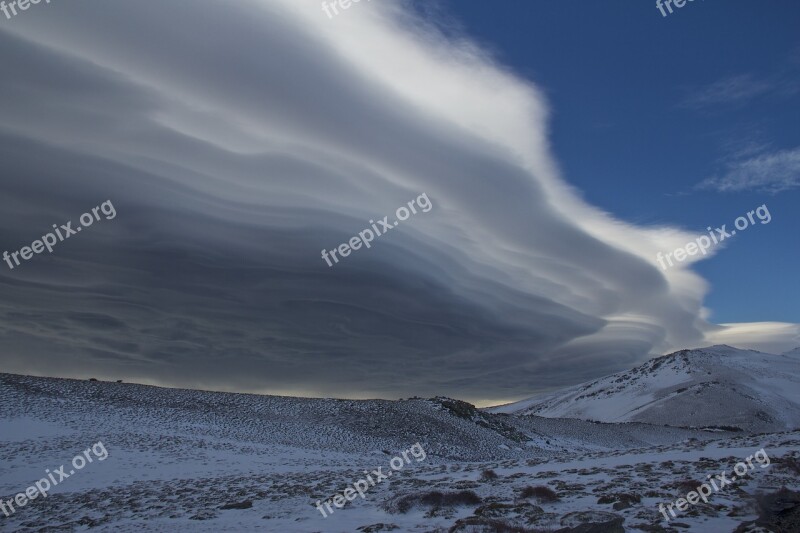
[436,0,800,323]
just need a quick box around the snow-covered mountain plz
[490,345,800,432]
[784,346,800,358]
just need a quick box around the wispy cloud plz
[681,74,773,109]
[717,135,773,162]
[699,147,800,193]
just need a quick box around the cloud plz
[680,74,773,109]
[705,322,800,356]
[699,146,800,193]
[0,0,795,404]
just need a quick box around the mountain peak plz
[705,344,738,350]
[493,345,800,432]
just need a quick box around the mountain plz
[784,346,800,358]
[489,345,800,432]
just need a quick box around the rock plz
[189,509,218,520]
[220,500,253,510]
[448,516,527,532]
[557,511,625,533]
[734,488,800,532]
[473,501,544,523]
[357,524,400,532]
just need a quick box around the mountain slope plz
[784,346,800,358]
[0,373,729,466]
[2,371,797,532]
[490,345,800,432]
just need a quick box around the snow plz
[491,345,800,432]
[1,359,799,531]
[0,417,74,442]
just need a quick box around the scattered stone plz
[558,511,624,533]
[357,523,400,532]
[220,500,253,510]
[189,509,217,520]
[734,488,800,532]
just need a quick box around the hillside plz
[0,373,728,464]
[490,345,800,433]
[2,370,799,531]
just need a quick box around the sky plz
[0,0,798,406]
[434,0,800,324]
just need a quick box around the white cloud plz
[705,322,800,355]
[681,74,772,109]
[700,147,800,193]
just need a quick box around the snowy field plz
[1,364,799,532]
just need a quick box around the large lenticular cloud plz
[0,0,796,404]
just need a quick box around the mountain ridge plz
[488,345,800,432]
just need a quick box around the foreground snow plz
[1,372,798,532]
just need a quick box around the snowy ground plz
[1,373,798,532]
